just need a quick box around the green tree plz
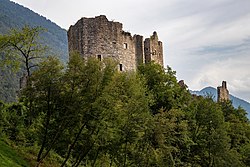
[0,25,47,77]
[220,101,250,166]
[3,103,27,143]
[57,55,153,167]
[187,97,244,166]
[149,108,192,167]
[20,56,64,165]
[97,72,152,167]
[138,62,190,114]
[59,55,110,166]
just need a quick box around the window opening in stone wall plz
[97,55,102,61]
[123,43,128,49]
[152,49,157,55]
[119,64,123,71]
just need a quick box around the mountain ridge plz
[0,0,68,102]
[0,0,68,61]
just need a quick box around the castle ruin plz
[217,81,229,102]
[67,15,163,71]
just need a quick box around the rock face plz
[67,15,163,71]
[217,81,229,102]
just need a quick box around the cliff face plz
[68,15,163,71]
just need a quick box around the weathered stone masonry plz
[217,81,229,102]
[67,15,163,71]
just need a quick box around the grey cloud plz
[194,37,250,56]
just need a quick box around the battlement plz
[67,15,164,71]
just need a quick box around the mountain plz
[0,0,68,102]
[0,0,68,61]
[190,87,250,119]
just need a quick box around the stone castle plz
[217,81,229,102]
[67,15,163,71]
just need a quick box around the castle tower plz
[67,15,163,71]
[217,81,229,102]
[144,31,163,66]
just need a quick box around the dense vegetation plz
[1,51,250,166]
[0,0,68,102]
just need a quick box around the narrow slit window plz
[97,55,101,61]
[123,43,128,49]
[119,64,123,71]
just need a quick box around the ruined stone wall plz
[134,35,144,66]
[68,15,137,71]
[144,32,163,66]
[217,81,229,102]
[68,15,164,71]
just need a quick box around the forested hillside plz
[0,54,250,166]
[0,0,68,102]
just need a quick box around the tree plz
[96,72,152,167]
[220,101,250,166]
[0,25,47,77]
[138,62,191,114]
[186,97,244,166]
[3,103,27,143]
[55,55,154,167]
[149,108,192,166]
[59,55,112,167]
[20,56,64,165]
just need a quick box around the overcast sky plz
[11,0,250,102]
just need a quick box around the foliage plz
[138,62,191,114]
[0,25,47,76]
[1,58,250,166]
[0,25,47,103]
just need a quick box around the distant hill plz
[190,87,250,119]
[0,0,68,102]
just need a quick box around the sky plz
[10,0,250,102]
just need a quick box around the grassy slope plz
[0,140,30,167]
